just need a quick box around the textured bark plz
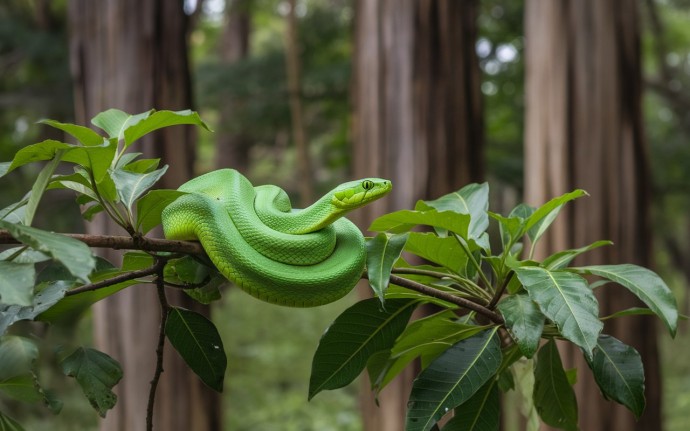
[216,0,252,172]
[68,1,221,430]
[352,1,483,429]
[524,1,659,430]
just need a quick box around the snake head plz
[331,178,392,210]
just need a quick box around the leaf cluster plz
[308,183,679,431]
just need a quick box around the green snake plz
[161,169,391,306]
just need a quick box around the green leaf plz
[533,340,578,431]
[489,211,524,252]
[0,221,95,283]
[91,109,150,140]
[0,196,28,223]
[0,336,38,380]
[61,141,117,182]
[24,151,64,226]
[369,209,471,237]
[123,158,160,173]
[135,189,186,234]
[497,293,544,358]
[39,119,104,146]
[61,347,122,417]
[164,255,226,304]
[543,241,613,270]
[405,232,469,275]
[524,189,587,235]
[0,163,9,178]
[0,374,41,403]
[600,307,656,321]
[165,307,226,392]
[514,266,602,359]
[123,109,211,147]
[406,328,501,431]
[366,233,409,303]
[308,298,417,400]
[0,410,25,431]
[441,381,499,431]
[183,276,225,305]
[111,166,169,212]
[0,282,69,334]
[7,140,71,173]
[570,264,678,337]
[421,183,489,240]
[0,262,35,307]
[48,173,99,201]
[121,251,155,271]
[586,335,645,418]
[371,311,486,392]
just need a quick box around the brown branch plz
[147,258,170,431]
[0,230,204,255]
[364,272,504,324]
[64,265,163,296]
[487,271,514,310]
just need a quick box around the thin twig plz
[0,230,204,255]
[487,271,514,310]
[64,266,161,296]
[364,272,504,324]
[147,258,170,431]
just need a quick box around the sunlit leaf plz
[91,108,150,140]
[39,119,104,146]
[111,166,168,212]
[420,183,489,240]
[405,232,469,275]
[123,109,211,147]
[543,240,613,270]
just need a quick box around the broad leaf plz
[442,381,499,431]
[39,119,104,146]
[369,209,471,238]
[497,293,544,358]
[61,142,117,182]
[0,262,35,307]
[571,264,678,337]
[405,232,469,275]
[165,307,226,392]
[0,336,38,380]
[406,328,501,431]
[0,282,69,334]
[309,298,417,400]
[371,311,486,392]
[123,109,211,147]
[135,189,187,234]
[587,335,645,418]
[0,221,95,283]
[61,347,122,417]
[366,233,409,303]
[533,340,578,431]
[122,158,160,173]
[515,266,602,359]
[7,140,71,174]
[111,166,168,212]
[421,183,489,240]
[543,240,613,270]
[91,109,150,140]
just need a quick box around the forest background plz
[1,0,690,430]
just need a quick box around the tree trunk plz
[352,1,483,429]
[68,1,221,430]
[524,1,659,430]
[216,0,252,172]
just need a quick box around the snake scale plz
[161,169,391,306]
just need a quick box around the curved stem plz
[453,233,493,292]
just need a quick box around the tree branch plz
[64,265,162,296]
[147,258,170,431]
[363,272,504,324]
[0,230,204,255]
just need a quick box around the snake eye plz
[362,180,374,190]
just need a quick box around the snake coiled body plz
[161,169,391,307]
